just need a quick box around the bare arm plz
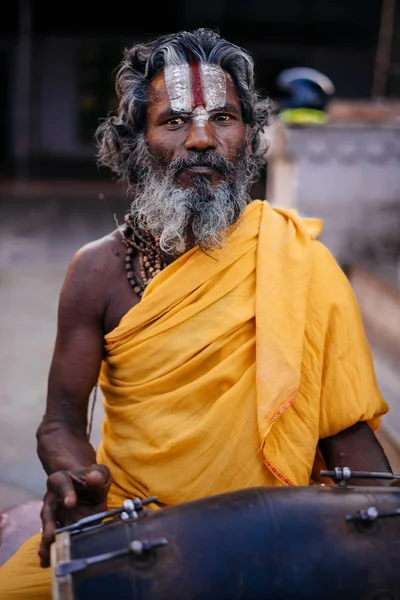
[319,421,393,485]
[36,241,112,566]
[36,242,106,472]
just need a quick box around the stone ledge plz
[348,265,400,455]
[0,499,42,567]
[348,265,400,370]
[0,178,126,199]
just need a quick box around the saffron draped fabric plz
[96,200,388,508]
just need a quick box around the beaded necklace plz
[121,214,168,297]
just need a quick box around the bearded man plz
[0,27,391,599]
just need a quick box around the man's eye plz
[166,117,185,126]
[215,114,231,122]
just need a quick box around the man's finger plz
[39,492,59,567]
[47,471,78,508]
[40,492,58,541]
[84,464,111,489]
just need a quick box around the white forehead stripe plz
[164,62,227,114]
[200,64,226,111]
[164,64,192,112]
[192,106,208,128]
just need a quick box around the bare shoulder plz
[59,229,126,319]
[70,228,124,272]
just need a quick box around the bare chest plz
[102,249,141,336]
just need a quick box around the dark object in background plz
[276,67,335,125]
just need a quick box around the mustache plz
[169,151,236,176]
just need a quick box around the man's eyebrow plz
[209,102,241,115]
[156,108,189,122]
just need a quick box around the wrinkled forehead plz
[154,62,233,112]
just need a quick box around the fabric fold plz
[96,199,388,508]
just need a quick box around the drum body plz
[52,484,400,600]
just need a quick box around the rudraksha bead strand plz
[121,214,168,297]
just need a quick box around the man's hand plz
[318,421,393,485]
[38,464,111,568]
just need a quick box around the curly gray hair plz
[94,27,273,188]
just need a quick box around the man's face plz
[145,64,249,187]
[129,62,255,256]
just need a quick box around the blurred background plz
[0,0,400,516]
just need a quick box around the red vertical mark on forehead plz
[190,59,205,108]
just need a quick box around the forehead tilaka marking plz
[164,62,227,116]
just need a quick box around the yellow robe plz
[97,199,387,508]
[0,199,388,599]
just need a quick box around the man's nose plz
[185,121,217,151]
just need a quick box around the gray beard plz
[129,144,255,255]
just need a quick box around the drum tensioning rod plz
[345,505,400,522]
[55,538,169,578]
[320,467,400,485]
[55,496,158,534]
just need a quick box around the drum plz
[51,483,400,600]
